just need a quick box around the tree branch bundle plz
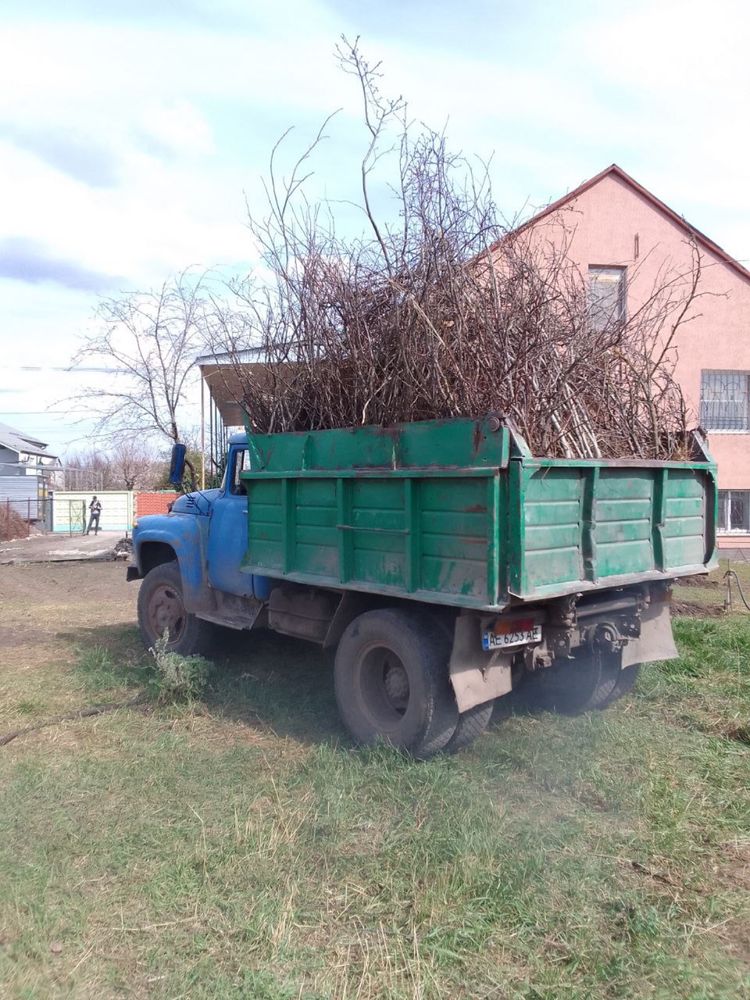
[206,41,700,461]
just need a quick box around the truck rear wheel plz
[334,608,458,758]
[137,561,214,656]
[444,701,494,753]
[596,663,641,709]
[516,647,622,715]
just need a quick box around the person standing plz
[86,495,102,535]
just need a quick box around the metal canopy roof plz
[197,349,286,429]
[198,360,248,427]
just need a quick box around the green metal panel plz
[509,452,718,601]
[245,416,510,474]
[241,417,717,611]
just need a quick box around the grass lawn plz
[672,555,750,616]
[0,563,748,999]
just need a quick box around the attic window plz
[589,266,626,331]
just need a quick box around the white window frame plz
[718,489,750,534]
[588,266,627,331]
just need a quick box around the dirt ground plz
[0,530,124,565]
[0,562,138,725]
[0,557,133,605]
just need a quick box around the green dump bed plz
[240,417,717,611]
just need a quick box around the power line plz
[0,364,128,373]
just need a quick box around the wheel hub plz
[383,660,409,710]
[148,584,186,640]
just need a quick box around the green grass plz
[0,613,748,998]
[672,556,750,615]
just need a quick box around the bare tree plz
[204,37,703,460]
[62,449,114,491]
[63,441,163,491]
[110,440,163,490]
[73,270,208,449]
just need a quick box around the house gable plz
[512,164,750,287]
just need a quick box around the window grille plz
[718,490,750,532]
[700,371,750,431]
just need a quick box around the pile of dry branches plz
[0,505,29,543]
[210,40,700,460]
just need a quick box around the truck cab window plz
[230,449,248,495]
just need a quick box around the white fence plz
[52,491,134,533]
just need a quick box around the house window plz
[700,371,750,431]
[718,490,750,533]
[589,266,626,331]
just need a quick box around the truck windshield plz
[229,449,248,495]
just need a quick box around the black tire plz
[514,647,622,716]
[444,700,494,753]
[137,561,215,656]
[596,663,641,709]
[334,608,458,758]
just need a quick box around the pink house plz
[518,164,750,549]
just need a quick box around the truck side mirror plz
[169,443,187,486]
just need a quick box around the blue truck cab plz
[128,435,272,643]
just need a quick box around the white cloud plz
[139,101,216,157]
[0,0,748,453]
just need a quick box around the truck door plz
[205,445,255,597]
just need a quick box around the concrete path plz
[0,531,124,565]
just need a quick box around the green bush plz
[148,631,211,703]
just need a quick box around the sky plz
[1,0,748,458]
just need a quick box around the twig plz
[0,694,147,748]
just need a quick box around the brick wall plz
[135,491,179,518]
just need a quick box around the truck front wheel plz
[334,608,458,758]
[137,561,214,656]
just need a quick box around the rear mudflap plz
[622,601,678,667]
[448,615,513,712]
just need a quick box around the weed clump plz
[148,632,211,703]
[0,506,29,542]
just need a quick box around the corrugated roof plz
[0,421,56,459]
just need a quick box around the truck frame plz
[128,417,717,756]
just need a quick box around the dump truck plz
[127,416,717,756]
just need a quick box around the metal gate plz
[51,498,87,535]
[65,499,86,535]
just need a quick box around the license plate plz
[482,624,542,651]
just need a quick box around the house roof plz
[509,163,750,285]
[0,421,56,459]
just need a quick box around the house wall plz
[0,475,40,517]
[0,446,21,475]
[523,172,750,545]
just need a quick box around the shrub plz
[148,631,211,703]
[0,506,29,542]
